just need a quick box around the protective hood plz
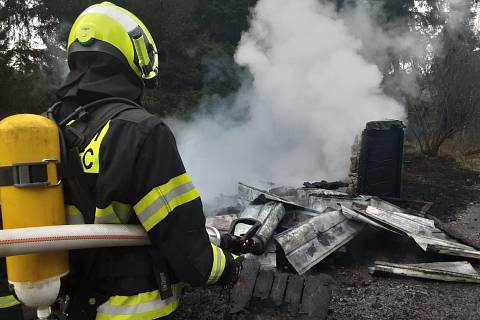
[56,52,143,105]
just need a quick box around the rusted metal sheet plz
[370,261,480,283]
[274,210,363,274]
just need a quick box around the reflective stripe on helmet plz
[80,4,138,33]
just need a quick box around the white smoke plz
[445,0,471,30]
[168,0,406,206]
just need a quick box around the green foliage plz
[196,0,256,54]
[0,0,479,158]
[0,0,257,118]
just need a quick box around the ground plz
[172,152,480,320]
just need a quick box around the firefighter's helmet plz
[67,2,158,88]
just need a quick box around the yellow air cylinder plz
[0,114,69,317]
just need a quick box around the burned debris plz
[204,120,480,319]
[210,183,480,275]
[369,261,480,284]
[207,182,480,319]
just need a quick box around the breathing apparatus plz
[0,114,69,320]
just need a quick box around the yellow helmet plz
[67,2,158,87]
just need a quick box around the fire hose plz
[0,224,151,257]
[0,220,263,258]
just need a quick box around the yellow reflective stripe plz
[208,244,226,285]
[96,284,182,320]
[134,173,190,213]
[95,205,121,224]
[142,188,199,232]
[79,121,111,174]
[134,174,200,231]
[112,201,133,223]
[0,295,19,308]
[95,202,133,224]
[66,205,81,216]
[66,205,85,225]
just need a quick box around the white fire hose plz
[0,224,223,257]
[0,224,224,320]
[0,224,151,257]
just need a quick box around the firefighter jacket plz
[0,213,22,320]
[53,100,236,320]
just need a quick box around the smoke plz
[168,0,407,206]
[445,0,471,30]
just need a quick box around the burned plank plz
[427,244,480,260]
[370,261,480,283]
[252,269,275,300]
[284,274,304,314]
[270,272,289,307]
[299,274,333,320]
[412,261,479,275]
[228,258,260,313]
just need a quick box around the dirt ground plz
[172,152,480,320]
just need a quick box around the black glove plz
[217,253,244,289]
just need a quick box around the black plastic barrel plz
[355,120,404,197]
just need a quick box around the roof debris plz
[206,182,480,282]
[275,209,363,274]
[369,261,480,284]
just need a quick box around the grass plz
[440,142,480,173]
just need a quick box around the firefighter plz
[0,195,23,320]
[44,2,240,319]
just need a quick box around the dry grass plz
[441,141,480,172]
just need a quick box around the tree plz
[409,25,480,156]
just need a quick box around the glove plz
[217,253,244,289]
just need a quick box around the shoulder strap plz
[48,98,143,224]
[66,101,143,151]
